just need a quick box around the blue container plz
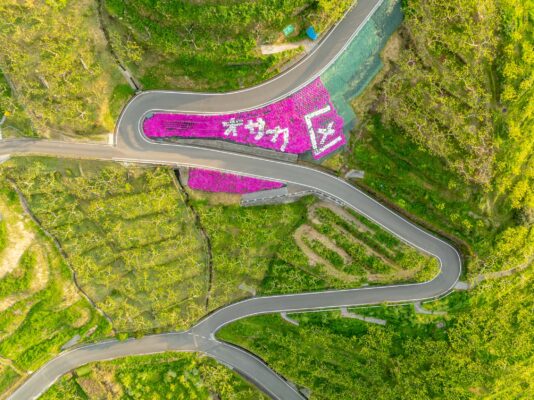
[306,26,318,40]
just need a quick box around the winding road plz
[4,1,462,399]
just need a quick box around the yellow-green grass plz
[0,0,130,140]
[41,352,266,400]
[0,183,109,398]
[2,157,208,333]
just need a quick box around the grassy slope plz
[103,0,352,91]
[0,71,35,138]
[1,158,208,334]
[0,184,109,397]
[218,1,533,398]
[192,196,311,310]
[219,265,534,399]
[191,191,439,309]
[0,0,129,139]
[41,352,266,400]
[343,0,533,277]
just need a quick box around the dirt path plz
[301,202,426,283]
[309,202,399,269]
[293,224,357,282]
[300,224,352,263]
[0,243,50,313]
[309,202,373,234]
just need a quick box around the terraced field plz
[256,201,440,296]
[2,157,208,334]
[0,184,107,398]
[41,352,265,400]
[299,202,440,284]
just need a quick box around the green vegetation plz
[219,264,534,399]
[348,116,533,275]
[0,364,19,395]
[41,352,266,400]
[379,0,532,189]
[0,218,6,253]
[263,202,438,292]
[193,196,311,310]
[304,237,346,269]
[345,0,533,277]
[103,0,352,91]
[1,158,208,333]
[0,70,35,138]
[0,0,128,139]
[108,84,135,122]
[0,184,108,396]
[311,205,439,282]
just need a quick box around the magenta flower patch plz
[188,169,284,194]
[143,78,345,159]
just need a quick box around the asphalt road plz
[117,0,382,116]
[5,0,462,398]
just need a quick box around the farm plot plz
[302,202,440,284]
[2,157,208,333]
[0,185,107,398]
[192,197,310,311]
[41,352,265,400]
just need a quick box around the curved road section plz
[118,0,383,116]
[5,0,462,399]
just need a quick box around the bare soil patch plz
[0,201,34,279]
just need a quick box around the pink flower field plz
[188,169,284,194]
[143,78,345,159]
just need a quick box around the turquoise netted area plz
[321,0,403,132]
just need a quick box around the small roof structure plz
[282,24,295,37]
[306,26,318,40]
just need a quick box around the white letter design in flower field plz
[144,78,346,159]
[304,105,343,158]
[245,118,266,141]
[222,118,243,137]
